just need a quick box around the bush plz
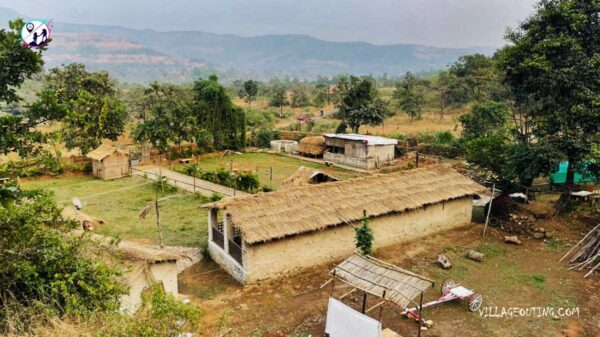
[209,192,223,202]
[93,286,201,337]
[335,121,348,134]
[256,128,280,148]
[0,188,127,333]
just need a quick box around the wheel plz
[441,279,457,295]
[468,293,483,312]
[488,216,500,228]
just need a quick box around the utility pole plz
[155,187,164,248]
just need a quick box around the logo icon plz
[20,19,52,48]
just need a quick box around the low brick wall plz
[324,152,375,169]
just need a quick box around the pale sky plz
[2,0,539,48]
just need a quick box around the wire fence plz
[131,167,229,196]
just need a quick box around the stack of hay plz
[298,136,326,157]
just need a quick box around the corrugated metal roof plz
[324,133,398,146]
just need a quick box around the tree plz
[192,75,246,150]
[0,19,46,104]
[269,84,288,117]
[242,80,259,108]
[460,101,509,140]
[291,89,311,108]
[28,64,128,154]
[0,18,47,156]
[496,0,600,206]
[394,72,427,121]
[436,70,469,119]
[133,83,194,154]
[312,83,329,108]
[338,76,387,133]
[449,54,500,102]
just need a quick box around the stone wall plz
[243,197,473,283]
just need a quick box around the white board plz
[325,297,381,337]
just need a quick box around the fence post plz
[416,150,419,168]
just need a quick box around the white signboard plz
[325,297,381,337]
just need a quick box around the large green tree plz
[449,54,501,103]
[192,75,246,150]
[338,76,388,133]
[269,84,288,117]
[133,82,194,153]
[497,0,600,203]
[394,72,428,121]
[28,64,128,154]
[242,80,259,108]
[0,19,46,156]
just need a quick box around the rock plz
[505,235,522,245]
[424,320,434,328]
[533,232,545,239]
[436,254,452,269]
[545,231,554,240]
[466,250,484,262]
[420,326,428,331]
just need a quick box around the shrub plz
[335,121,348,134]
[93,286,201,337]
[0,188,126,333]
[354,211,374,256]
[209,192,223,202]
[235,173,260,193]
[256,128,280,148]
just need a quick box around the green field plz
[21,175,208,247]
[181,152,362,190]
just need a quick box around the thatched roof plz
[84,233,182,263]
[205,165,487,244]
[298,136,326,156]
[86,146,129,161]
[280,166,338,190]
[331,254,434,308]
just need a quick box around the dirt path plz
[132,165,250,197]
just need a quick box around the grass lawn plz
[181,152,361,190]
[21,175,208,247]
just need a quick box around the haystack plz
[280,166,338,190]
[298,136,326,156]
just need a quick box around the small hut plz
[280,166,338,190]
[87,146,130,180]
[298,136,326,157]
[85,233,185,314]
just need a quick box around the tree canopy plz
[394,72,428,121]
[496,0,600,194]
[338,76,388,133]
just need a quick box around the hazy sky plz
[2,0,538,48]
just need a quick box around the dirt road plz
[132,165,250,197]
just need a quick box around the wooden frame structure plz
[326,254,435,337]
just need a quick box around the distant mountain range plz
[1,7,495,83]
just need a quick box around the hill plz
[1,7,495,82]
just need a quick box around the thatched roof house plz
[297,136,327,157]
[204,165,486,283]
[86,146,130,180]
[81,233,185,314]
[279,166,338,190]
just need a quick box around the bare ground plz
[179,199,600,337]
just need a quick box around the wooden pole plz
[155,187,164,248]
[417,292,423,337]
[416,150,419,168]
[482,183,496,237]
[361,292,368,314]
